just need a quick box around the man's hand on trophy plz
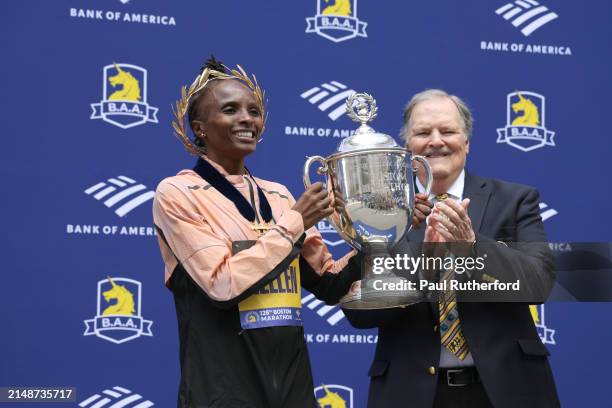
[347,280,361,297]
[429,198,476,244]
[293,182,334,230]
[413,193,433,229]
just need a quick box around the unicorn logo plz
[318,385,346,408]
[529,304,539,323]
[306,0,367,43]
[530,304,556,344]
[84,277,153,344]
[497,91,555,152]
[91,62,158,129]
[511,92,539,126]
[108,63,141,101]
[314,384,353,408]
[322,0,351,16]
[245,312,259,324]
[102,276,135,315]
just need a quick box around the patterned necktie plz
[436,193,470,360]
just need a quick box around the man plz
[344,89,559,408]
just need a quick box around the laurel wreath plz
[171,65,267,155]
[345,92,378,125]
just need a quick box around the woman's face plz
[194,79,263,162]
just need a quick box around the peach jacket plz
[152,157,354,303]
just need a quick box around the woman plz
[153,57,362,408]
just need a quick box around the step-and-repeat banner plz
[2,1,610,407]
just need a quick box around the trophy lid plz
[336,93,401,153]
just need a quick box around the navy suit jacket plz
[344,172,560,408]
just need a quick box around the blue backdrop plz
[2,0,611,406]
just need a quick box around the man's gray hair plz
[400,89,473,143]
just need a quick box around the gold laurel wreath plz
[171,65,267,155]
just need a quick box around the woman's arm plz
[153,181,305,308]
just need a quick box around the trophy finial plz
[346,93,378,134]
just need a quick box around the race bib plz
[238,257,302,330]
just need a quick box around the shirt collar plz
[416,169,465,201]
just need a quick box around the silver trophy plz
[303,93,433,309]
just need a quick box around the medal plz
[250,221,271,236]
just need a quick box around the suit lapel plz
[462,171,491,233]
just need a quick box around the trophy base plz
[339,277,425,310]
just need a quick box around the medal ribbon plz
[193,157,273,224]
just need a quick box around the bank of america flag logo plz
[301,81,356,121]
[85,176,155,217]
[539,202,558,222]
[302,292,345,325]
[495,0,558,36]
[79,386,154,407]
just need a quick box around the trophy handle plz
[411,155,433,196]
[303,156,352,245]
[303,156,328,188]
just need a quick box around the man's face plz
[406,97,469,184]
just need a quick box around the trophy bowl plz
[303,93,432,309]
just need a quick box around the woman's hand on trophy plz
[332,186,345,213]
[293,182,334,230]
[413,193,433,230]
